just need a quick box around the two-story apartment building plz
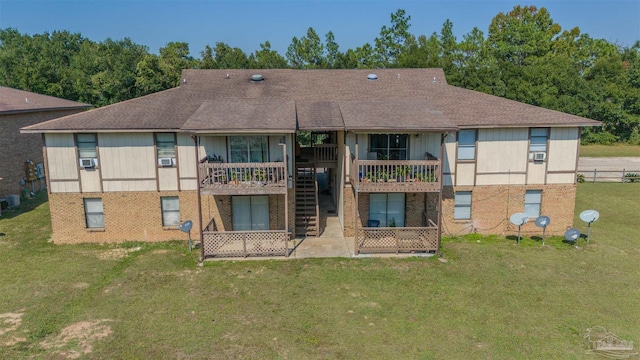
[22,69,599,258]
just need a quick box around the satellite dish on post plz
[534,215,551,246]
[179,220,193,252]
[564,228,581,244]
[579,210,599,244]
[509,212,529,245]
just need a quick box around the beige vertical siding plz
[50,181,80,193]
[476,173,526,186]
[158,167,179,191]
[547,128,579,173]
[102,180,157,192]
[80,170,101,192]
[527,162,546,184]
[443,133,456,186]
[456,163,475,186]
[410,133,441,159]
[547,173,576,183]
[177,133,196,180]
[99,133,156,180]
[476,128,528,174]
[45,133,78,181]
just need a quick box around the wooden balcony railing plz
[202,230,289,258]
[199,162,287,194]
[314,144,338,168]
[356,221,439,254]
[352,160,440,192]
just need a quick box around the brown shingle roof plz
[0,86,90,114]
[21,69,600,133]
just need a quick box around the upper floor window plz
[77,133,98,168]
[529,128,549,160]
[457,129,476,160]
[156,133,177,166]
[369,134,408,160]
[230,136,268,163]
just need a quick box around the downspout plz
[193,134,205,261]
[354,140,359,256]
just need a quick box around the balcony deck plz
[351,159,440,193]
[199,162,287,195]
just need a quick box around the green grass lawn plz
[580,144,640,157]
[1,185,639,359]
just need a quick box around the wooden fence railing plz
[356,222,439,254]
[577,169,640,183]
[202,230,289,258]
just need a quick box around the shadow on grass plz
[0,192,48,220]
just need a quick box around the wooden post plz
[354,142,359,256]
[437,134,446,256]
[193,135,205,261]
[283,142,289,257]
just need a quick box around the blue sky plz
[0,0,638,58]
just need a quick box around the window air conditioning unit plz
[79,158,98,168]
[158,158,174,166]
[533,152,546,161]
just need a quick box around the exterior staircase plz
[295,166,319,236]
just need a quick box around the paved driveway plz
[578,157,640,181]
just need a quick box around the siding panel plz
[45,133,78,180]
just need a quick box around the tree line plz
[1,6,638,144]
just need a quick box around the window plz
[457,129,476,160]
[369,134,408,160]
[84,198,104,228]
[156,133,177,164]
[161,197,180,226]
[77,133,97,158]
[454,191,472,220]
[230,136,268,163]
[529,128,549,158]
[369,193,405,227]
[524,190,542,218]
[232,196,269,230]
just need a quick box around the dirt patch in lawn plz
[95,247,141,261]
[0,312,27,346]
[40,319,113,359]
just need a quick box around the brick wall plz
[0,109,84,198]
[49,191,200,244]
[441,184,576,237]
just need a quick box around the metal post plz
[593,169,597,183]
[542,226,546,246]
[587,222,591,244]
[517,225,521,245]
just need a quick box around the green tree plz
[159,42,194,87]
[249,41,288,69]
[374,9,414,67]
[286,27,324,69]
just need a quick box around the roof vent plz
[367,73,378,80]
[251,74,264,82]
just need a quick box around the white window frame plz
[369,193,405,227]
[161,196,180,227]
[84,198,104,229]
[77,133,98,159]
[457,129,476,160]
[454,191,472,220]
[524,190,542,218]
[156,133,177,166]
[529,128,549,160]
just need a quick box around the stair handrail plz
[314,176,320,237]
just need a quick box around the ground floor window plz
[84,198,104,228]
[524,190,542,217]
[369,193,405,227]
[454,191,472,220]
[161,196,180,226]
[232,195,269,230]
